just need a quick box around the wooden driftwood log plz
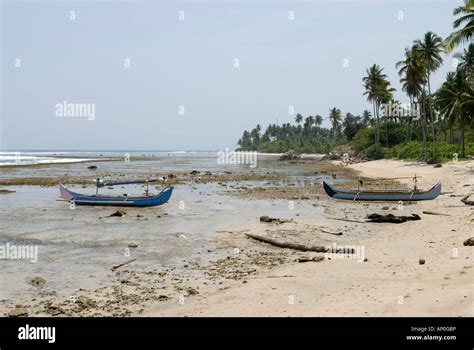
[111,258,136,271]
[321,228,344,236]
[245,233,328,252]
[422,210,450,216]
[327,217,365,224]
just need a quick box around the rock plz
[382,206,389,210]
[433,163,442,168]
[0,189,15,194]
[205,171,212,176]
[136,214,144,218]
[76,296,97,309]
[110,210,126,217]
[363,258,368,262]
[8,306,28,317]
[168,173,175,179]
[367,213,421,223]
[259,215,290,224]
[128,243,138,248]
[187,288,199,296]
[45,304,65,316]
[278,150,300,161]
[463,238,474,246]
[30,277,46,288]
[190,170,200,175]
[87,165,98,170]
[419,258,426,265]
[297,256,325,263]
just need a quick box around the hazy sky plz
[0,0,462,151]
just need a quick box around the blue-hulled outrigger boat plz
[322,180,441,202]
[59,178,173,207]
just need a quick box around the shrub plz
[361,145,386,160]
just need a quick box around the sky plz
[0,0,464,151]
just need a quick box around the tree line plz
[237,0,473,161]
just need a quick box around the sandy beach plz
[144,159,473,317]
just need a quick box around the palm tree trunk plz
[372,103,377,145]
[461,120,465,158]
[408,97,414,141]
[427,77,436,161]
[421,96,427,162]
[375,102,380,146]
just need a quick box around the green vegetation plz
[237,1,473,162]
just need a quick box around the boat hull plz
[322,181,441,201]
[59,184,173,207]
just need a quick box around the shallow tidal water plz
[0,153,344,312]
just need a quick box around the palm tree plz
[445,0,474,53]
[304,116,315,130]
[362,64,394,145]
[435,70,473,157]
[328,108,342,141]
[314,115,323,127]
[414,32,444,161]
[361,110,373,127]
[396,47,426,141]
[454,43,474,86]
[294,114,303,126]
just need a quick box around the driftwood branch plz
[111,258,136,271]
[245,233,328,252]
[461,194,474,206]
[321,228,343,236]
[422,210,450,216]
[327,217,365,223]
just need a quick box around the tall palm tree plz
[454,43,474,86]
[362,64,395,146]
[435,70,473,157]
[414,32,444,161]
[396,47,426,141]
[363,65,384,145]
[328,108,342,141]
[445,0,474,53]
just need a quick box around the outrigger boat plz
[322,176,441,202]
[59,178,173,207]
